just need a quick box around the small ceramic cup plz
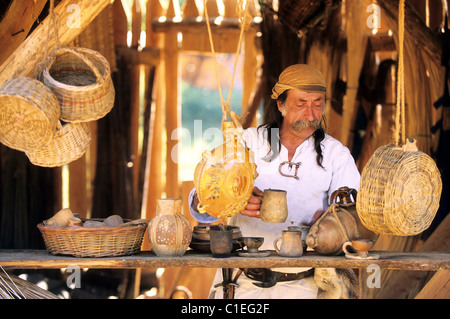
[243,237,264,253]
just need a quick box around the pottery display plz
[194,120,258,219]
[305,187,378,255]
[260,189,288,223]
[273,229,303,257]
[148,198,192,257]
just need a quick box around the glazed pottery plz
[260,189,288,223]
[194,120,258,219]
[342,239,374,258]
[148,198,192,257]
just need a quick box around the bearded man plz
[189,64,360,299]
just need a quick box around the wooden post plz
[0,0,111,85]
[164,0,180,199]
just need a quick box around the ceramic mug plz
[260,189,288,223]
[209,227,233,258]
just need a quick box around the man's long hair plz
[257,90,326,167]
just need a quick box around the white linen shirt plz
[189,126,361,251]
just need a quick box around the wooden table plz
[1,249,449,271]
[2,249,448,299]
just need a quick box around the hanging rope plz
[394,0,406,146]
[203,0,251,127]
[38,0,60,75]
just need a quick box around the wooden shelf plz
[1,249,449,271]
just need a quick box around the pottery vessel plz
[194,120,258,219]
[260,189,288,223]
[305,187,377,255]
[243,237,264,253]
[148,198,192,257]
[209,227,233,258]
[273,230,303,257]
[342,239,375,258]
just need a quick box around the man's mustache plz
[291,119,321,131]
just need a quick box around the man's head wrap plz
[271,64,326,100]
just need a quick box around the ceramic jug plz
[273,230,303,257]
[148,198,192,257]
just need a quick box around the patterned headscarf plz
[271,64,326,99]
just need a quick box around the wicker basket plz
[0,77,60,152]
[37,219,147,257]
[41,46,115,123]
[356,145,442,236]
[25,121,91,167]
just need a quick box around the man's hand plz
[240,187,264,218]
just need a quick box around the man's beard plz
[291,119,321,132]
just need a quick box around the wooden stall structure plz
[0,0,449,299]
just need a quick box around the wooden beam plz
[415,270,450,299]
[116,46,160,66]
[0,0,47,66]
[0,0,111,85]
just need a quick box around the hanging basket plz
[41,46,115,123]
[356,144,442,236]
[25,121,91,167]
[0,77,60,152]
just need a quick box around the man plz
[189,64,360,298]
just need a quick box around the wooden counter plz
[1,249,449,271]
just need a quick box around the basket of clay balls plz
[37,208,149,257]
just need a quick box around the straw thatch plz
[0,269,59,299]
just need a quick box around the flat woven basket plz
[356,145,442,236]
[41,46,115,123]
[0,77,60,152]
[25,121,91,167]
[37,219,147,257]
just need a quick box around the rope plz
[38,0,61,75]
[394,0,406,146]
[314,204,351,243]
[203,0,250,127]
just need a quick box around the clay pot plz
[305,187,377,255]
[148,198,192,257]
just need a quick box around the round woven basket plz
[0,77,60,152]
[356,145,442,236]
[37,218,147,257]
[25,121,91,167]
[41,46,115,123]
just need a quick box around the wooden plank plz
[0,0,111,85]
[0,249,448,271]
